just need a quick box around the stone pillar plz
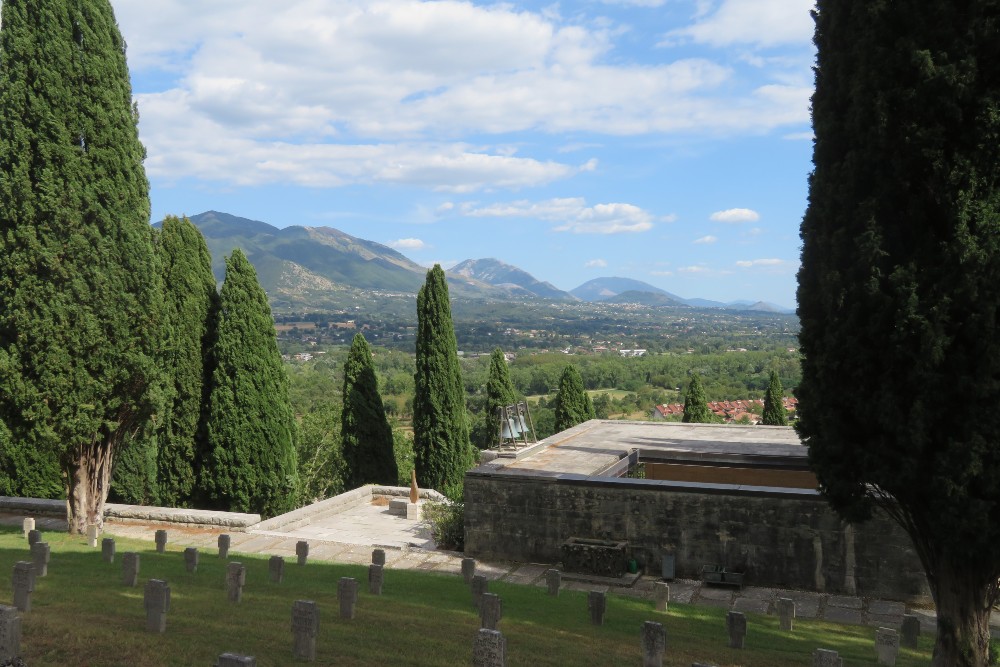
[227,563,246,603]
[122,552,140,587]
[900,615,920,649]
[726,611,747,649]
[296,540,309,566]
[11,562,34,613]
[653,582,669,612]
[641,621,666,667]
[291,600,319,661]
[461,557,476,584]
[545,569,560,597]
[777,597,795,631]
[480,593,503,630]
[21,518,34,540]
[27,530,40,547]
[368,564,384,595]
[813,648,843,666]
[0,605,21,663]
[218,534,231,559]
[86,523,99,548]
[184,547,199,574]
[472,628,506,667]
[588,591,606,626]
[372,549,386,566]
[102,538,116,564]
[154,529,167,553]
[875,627,899,666]
[217,653,256,667]
[143,579,170,633]
[269,556,285,584]
[30,541,50,577]
[338,577,359,620]
[471,575,489,611]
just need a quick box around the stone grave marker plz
[144,579,170,633]
[27,530,40,547]
[900,614,920,649]
[122,552,140,587]
[653,582,669,612]
[30,541,49,578]
[813,648,843,666]
[545,569,560,597]
[462,557,476,584]
[472,628,506,667]
[217,653,256,667]
[641,621,666,667]
[296,540,309,566]
[338,577,359,620]
[372,549,386,566]
[471,575,489,611]
[102,538,116,564]
[368,563,384,596]
[691,663,718,667]
[0,604,21,663]
[12,562,34,613]
[292,600,319,661]
[21,518,34,540]
[218,534,231,559]
[227,562,246,603]
[726,611,747,649]
[269,556,285,584]
[480,593,503,631]
[588,591,606,626]
[777,597,795,631]
[875,627,899,666]
[86,523,99,548]
[154,529,167,553]
[184,547,199,574]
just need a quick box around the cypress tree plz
[0,0,162,531]
[341,333,397,488]
[761,371,787,426]
[681,375,711,423]
[201,249,298,517]
[413,265,471,497]
[798,3,1000,663]
[483,348,518,446]
[552,365,595,433]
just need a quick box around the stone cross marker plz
[875,627,899,666]
[218,534,231,559]
[227,562,247,603]
[641,621,666,667]
[471,575,489,611]
[12,562,34,613]
[184,547,199,574]
[653,582,669,612]
[296,540,309,566]
[269,556,285,584]
[900,614,920,649]
[462,557,476,584]
[338,577,359,620]
[480,593,503,631]
[372,549,386,566]
[545,569,561,597]
[27,530,40,547]
[726,611,747,649]
[102,538,116,564]
[0,604,21,663]
[21,518,34,540]
[30,541,50,578]
[588,591,606,626]
[86,523,99,548]
[154,529,167,553]
[472,628,506,667]
[144,579,170,633]
[122,552,140,587]
[217,653,256,667]
[813,648,843,666]
[368,564,384,596]
[291,600,319,661]
[777,597,795,631]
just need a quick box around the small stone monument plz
[154,529,167,553]
[184,547,199,574]
[588,590,606,626]
[338,577,359,620]
[27,530,40,547]
[30,541,50,578]
[0,604,21,662]
[122,552,140,587]
[269,556,285,584]
[227,562,246,603]
[777,597,795,631]
[462,557,477,584]
[102,537,116,563]
[727,611,747,649]
[368,563,384,595]
[471,575,489,611]
[21,518,34,540]
[12,562,34,613]
[217,653,256,667]
[641,621,666,667]
[143,579,170,633]
[545,569,561,597]
[218,534,231,559]
[292,600,319,661]
[472,628,506,667]
[372,548,386,566]
[653,582,669,612]
[900,614,920,649]
[875,627,899,666]
[480,593,502,630]
[813,648,843,666]
[296,540,309,566]
[86,523,99,548]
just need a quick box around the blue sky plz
[109,0,815,308]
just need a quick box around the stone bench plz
[701,565,744,589]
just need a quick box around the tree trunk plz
[64,439,115,534]
[930,564,995,667]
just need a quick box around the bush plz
[424,501,465,551]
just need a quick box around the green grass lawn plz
[2,528,934,666]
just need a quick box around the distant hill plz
[449,258,575,301]
[571,277,685,303]
[603,290,686,307]
[726,301,793,314]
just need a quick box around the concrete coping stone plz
[254,485,448,532]
[0,497,262,530]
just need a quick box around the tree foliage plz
[342,333,397,488]
[553,365,595,432]
[761,370,787,426]
[682,375,712,423]
[475,348,519,448]
[798,3,1000,664]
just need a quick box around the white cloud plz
[389,238,427,250]
[585,259,608,268]
[693,235,717,244]
[735,258,796,270]
[678,265,709,274]
[454,198,656,234]
[783,131,814,141]
[650,270,674,277]
[599,0,667,6]
[710,208,760,223]
[669,0,814,48]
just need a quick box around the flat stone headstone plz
[86,523,99,548]
[11,562,34,613]
[900,614,920,649]
[368,564,384,595]
[813,648,843,666]
[338,577,359,620]
[217,653,256,667]
[727,611,747,649]
[102,538,116,563]
[462,557,476,584]
[472,628,506,667]
[641,621,666,667]
[480,593,503,630]
[0,604,22,662]
[154,529,167,553]
[269,556,285,584]
[291,600,319,661]
[27,530,40,547]
[296,541,309,566]
[21,518,34,540]
[184,547,199,573]
[372,549,386,566]
[143,579,170,633]
[875,627,899,666]
[471,575,489,611]
[691,663,718,667]
[653,582,669,612]
[227,562,246,603]
[30,541,50,578]
[218,534,231,559]
[588,590,606,626]
[545,569,560,597]
[777,597,795,631]
[122,552,140,587]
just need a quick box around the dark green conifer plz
[0,0,162,531]
[761,371,787,426]
[682,375,711,423]
[201,249,298,517]
[342,333,397,488]
[553,365,595,432]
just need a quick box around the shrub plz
[424,501,465,551]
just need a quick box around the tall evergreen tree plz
[681,375,711,423]
[413,265,471,497]
[761,371,787,426]
[482,348,519,447]
[798,3,1000,664]
[0,0,162,531]
[201,249,298,517]
[553,365,595,433]
[342,333,397,488]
